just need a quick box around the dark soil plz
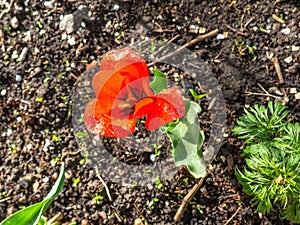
[0,0,299,225]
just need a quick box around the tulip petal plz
[84,98,136,138]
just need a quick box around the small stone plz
[150,154,156,162]
[290,88,297,94]
[216,34,225,40]
[15,74,22,82]
[43,139,51,152]
[23,31,31,42]
[11,50,19,59]
[44,1,54,8]
[59,5,91,34]
[147,184,153,190]
[0,89,7,96]
[113,4,120,11]
[16,117,22,123]
[7,128,12,136]
[295,93,300,100]
[11,16,19,29]
[281,27,290,35]
[198,27,206,34]
[67,36,76,46]
[42,176,49,183]
[20,180,29,188]
[292,45,300,51]
[32,181,40,192]
[284,56,293,64]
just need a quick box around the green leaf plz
[150,69,168,94]
[164,99,206,178]
[189,89,206,101]
[0,164,65,225]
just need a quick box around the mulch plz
[0,0,299,224]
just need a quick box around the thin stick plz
[225,24,248,37]
[244,16,255,28]
[95,166,112,201]
[257,83,269,95]
[155,29,219,63]
[0,197,11,203]
[151,34,181,57]
[244,91,279,99]
[174,174,206,221]
[271,57,284,84]
[224,205,242,225]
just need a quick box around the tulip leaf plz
[150,69,168,94]
[0,163,65,225]
[163,100,206,178]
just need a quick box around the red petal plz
[84,98,136,138]
[133,97,155,118]
[92,48,153,115]
[145,86,185,130]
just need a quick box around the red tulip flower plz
[84,47,185,138]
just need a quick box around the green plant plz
[233,101,300,223]
[0,164,65,225]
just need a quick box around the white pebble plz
[44,1,54,8]
[281,27,290,35]
[113,4,120,11]
[61,33,67,40]
[7,128,13,136]
[0,89,7,96]
[11,16,19,29]
[150,154,156,162]
[15,74,22,82]
[284,56,293,64]
[43,139,51,152]
[292,45,300,51]
[290,88,297,94]
[217,34,225,40]
[26,143,33,150]
[42,176,49,183]
[17,117,22,122]
[67,36,76,46]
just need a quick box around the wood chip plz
[290,88,297,94]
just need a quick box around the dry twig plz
[174,175,206,221]
[95,166,113,201]
[0,197,11,203]
[154,29,219,64]
[224,206,242,225]
[225,24,248,37]
[271,57,285,84]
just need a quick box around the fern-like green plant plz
[233,101,300,223]
[232,101,289,143]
